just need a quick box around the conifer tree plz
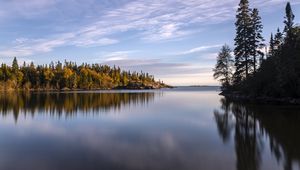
[0,57,163,90]
[250,8,265,73]
[284,2,295,35]
[269,33,275,57]
[12,57,19,72]
[234,0,252,84]
[274,28,283,51]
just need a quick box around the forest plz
[214,0,300,99]
[0,58,168,90]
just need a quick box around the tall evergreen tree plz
[274,28,283,51]
[250,8,265,73]
[12,57,19,72]
[213,45,234,89]
[284,2,295,35]
[217,0,300,99]
[269,33,275,57]
[234,0,252,84]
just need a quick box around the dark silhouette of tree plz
[234,0,252,84]
[269,33,275,57]
[284,2,295,37]
[250,8,265,73]
[214,98,300,170]
[213,45,234,89]
[214,98,262,170]
[214,98,233,143]
[216,1,300,99]
[274,28,283,51]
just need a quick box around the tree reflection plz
[0,91,159,121]
[214,98,233,143]
[214,98,300,170]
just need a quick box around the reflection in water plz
[0,91,158,121]
[1,89,300,170]
[214,98,300,170]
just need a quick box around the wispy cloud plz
[0,0,298,57]
[102,58,209,76]
[101,51,138,61]
[73,38,118,47]
[177,44,222,55]
[0,0,57,19]
[101,58,215,85]
[0,33,119,57]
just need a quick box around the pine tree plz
[269,33,275,57]
[250,8,265,73]
[284,2,295,35]
[213,45,234,89]
[12,57,19,72]
[274,28,283,51]
[234,0,252,84]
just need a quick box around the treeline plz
[214,0,300,98]
[0,58,166,90]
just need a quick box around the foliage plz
[234,0,253,83]
[213,45,234,90]
[215,1,300,98]
[0,59,166,90]
[233,0,265,85]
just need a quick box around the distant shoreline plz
[187,85,220,88]
[0,84,174,92]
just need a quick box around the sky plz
[0,0,299,86]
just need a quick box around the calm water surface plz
[0,87,299,170]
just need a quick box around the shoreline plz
[220,91,300,105]
[0,86,174,92]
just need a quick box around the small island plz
[213,1,300,104]
[0,58,170,91]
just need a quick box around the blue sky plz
[0,0,299,85]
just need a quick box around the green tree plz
[12,57,19,72]
[0,58,163,90]
[213,45,234,89]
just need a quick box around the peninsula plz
[0,58,170,91]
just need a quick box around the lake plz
[0,87,299,170]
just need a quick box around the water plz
[0,87,299,170]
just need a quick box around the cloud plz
[101,58,210,76]
[99,0,237,41]
[0,0,298,57]
[100,56,218,85]
[0,33,119,57]
[0,0,57,19]
[178,45,222,55]
[100,51,138,61]
[0,34,72,56]
[73,38,119,47]
[102,59,159,67]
